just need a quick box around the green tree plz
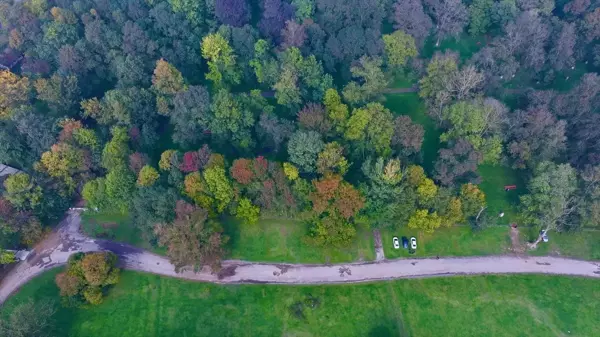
[283,162,299,181]
[419,54,458,111]
[20,216,44,247]
[101,127,130,170]
[34,74,80,114]
[324,89,349,134]
[159,150,179,171]
[169,0,205,27]
[342,56,388,105]
[201,33,241,87]
[39,143,88,194]
[308,214,357,247]
[0,299,57,337]
[417,178,438,203]
[73,128,100,149]
[460,183,486,217]
[316,142,349,176]
[81,88,155,126]
[269,47,332,107]
[235,197,260,225]
[344,103,394,157]
[292,0,315,20]
[469,0,494,35]
[105,167,135,213]
[407,209,443,233]
[24,0,49,16]
[0,249,16,264]
[82,178,109,211]
[520,162,578,247]
[83,286,103,305]
[137,165,160,187]
[360,157,411,228]
[287,130,324,173]
[203,166,234,213]
[441,100,504,164]
[185,171,214,210]
[249,39,279,85]
[383,30,418,69]
[273,67,302,107]
[3,173,42,210]
[441,197,464,226]
[407,165,426,187]
[210,89,255,150]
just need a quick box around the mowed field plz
[82,212,375,263]
[2,269,599,337]
[224,217,375,263]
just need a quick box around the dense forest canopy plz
[0,0,599,267]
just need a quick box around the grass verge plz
[525,228,600,261]
[223,217,375,263]
[477,164,525,226]
[2,270,599,337]
[81,211,165,255]
[381,226,509,259]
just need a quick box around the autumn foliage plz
[180,151,201,173]
[55,252,120,305]
[230,158,254,184]
[310,175,364,219]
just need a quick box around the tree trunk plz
[475,206,487,221]
[528,228,549,250]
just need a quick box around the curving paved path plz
[1,210,600,305]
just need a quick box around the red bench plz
[504,185,517,191]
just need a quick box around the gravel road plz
[1,210,599,305]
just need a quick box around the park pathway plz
[1,210,600,305]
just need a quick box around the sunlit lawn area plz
[223,217,375,263]
[477,164,525,226]
[384,93,441,173]
[504,61,591,93]
[81,211,165,255]
[525,228,600,261]
[3,269,599,337]
[389,72,417,88]
[381,225,510,259]
[422,34,486,61]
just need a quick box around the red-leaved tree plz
[180,151,200,173]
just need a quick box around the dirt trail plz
[1,211,600,305]
[383,87,419,94]
[509,226,526,254]
[373,230,385,261]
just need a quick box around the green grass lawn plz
[384,93,441,173]
[389,72,417,88]
[503,61,590,94]
[381,226,510,259]
[477,164,525,226]
[422,34,486,61]
[3,269,599,337]
[82,212,373,263]
[81,211,165,255]
[525,228,600,261]
[223,217,375,263]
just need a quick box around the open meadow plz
[2,269,599,337]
